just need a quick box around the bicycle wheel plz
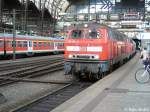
[135,68,150,84]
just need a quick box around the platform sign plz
[64,15,75,21]
[146,0,150,12]
[109,14,120,20]
[77,14,85,21]
[116,0,121,2]
[98,0,113,9]
[89,14,96,21]
[98,14,108,20]
[145,14,150,21]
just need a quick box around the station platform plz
[51,53,150,112]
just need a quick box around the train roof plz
[0,33,64,41]
[68,22,132,41]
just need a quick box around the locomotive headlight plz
[95,55,99,59]
[68,54,73,58]
[84,24,88,28]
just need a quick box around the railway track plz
[0,62,64,86]
[10,82,93,112]
[0,56,64,86]
[0,55,63,72]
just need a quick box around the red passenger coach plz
[64,23,136,80]
[0,33,64,57]
[0,37,4,55]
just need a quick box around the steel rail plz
[0,56,63,72]
[0,60,64,86]
[10,82,93,112]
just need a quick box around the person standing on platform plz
[140,47,150,69]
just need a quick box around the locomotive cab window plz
[89,29,100,39]
[71,30,83,38]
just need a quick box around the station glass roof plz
[18,0,69,17]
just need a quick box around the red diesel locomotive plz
[64,23,136,80]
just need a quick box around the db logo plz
[80,47,87,51]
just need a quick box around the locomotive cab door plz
[54,42,58,51]
[27,41,33,55]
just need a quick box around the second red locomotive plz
[64,23,136,80]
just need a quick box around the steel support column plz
[52,0,62,33]
[41,0,47,36]
[24,0,29,32]
[13,9,16,60]
[0,0,3,30]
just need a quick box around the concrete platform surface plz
[51,54,150,112]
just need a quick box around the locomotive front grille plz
[76,55,90,59]
[69,54,99,60]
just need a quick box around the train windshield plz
[70,29,100,39]
[88,29,100,39]
[70,30,84,38]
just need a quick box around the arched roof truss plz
[18,0,69,17]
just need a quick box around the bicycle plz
[135,64,150,84]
